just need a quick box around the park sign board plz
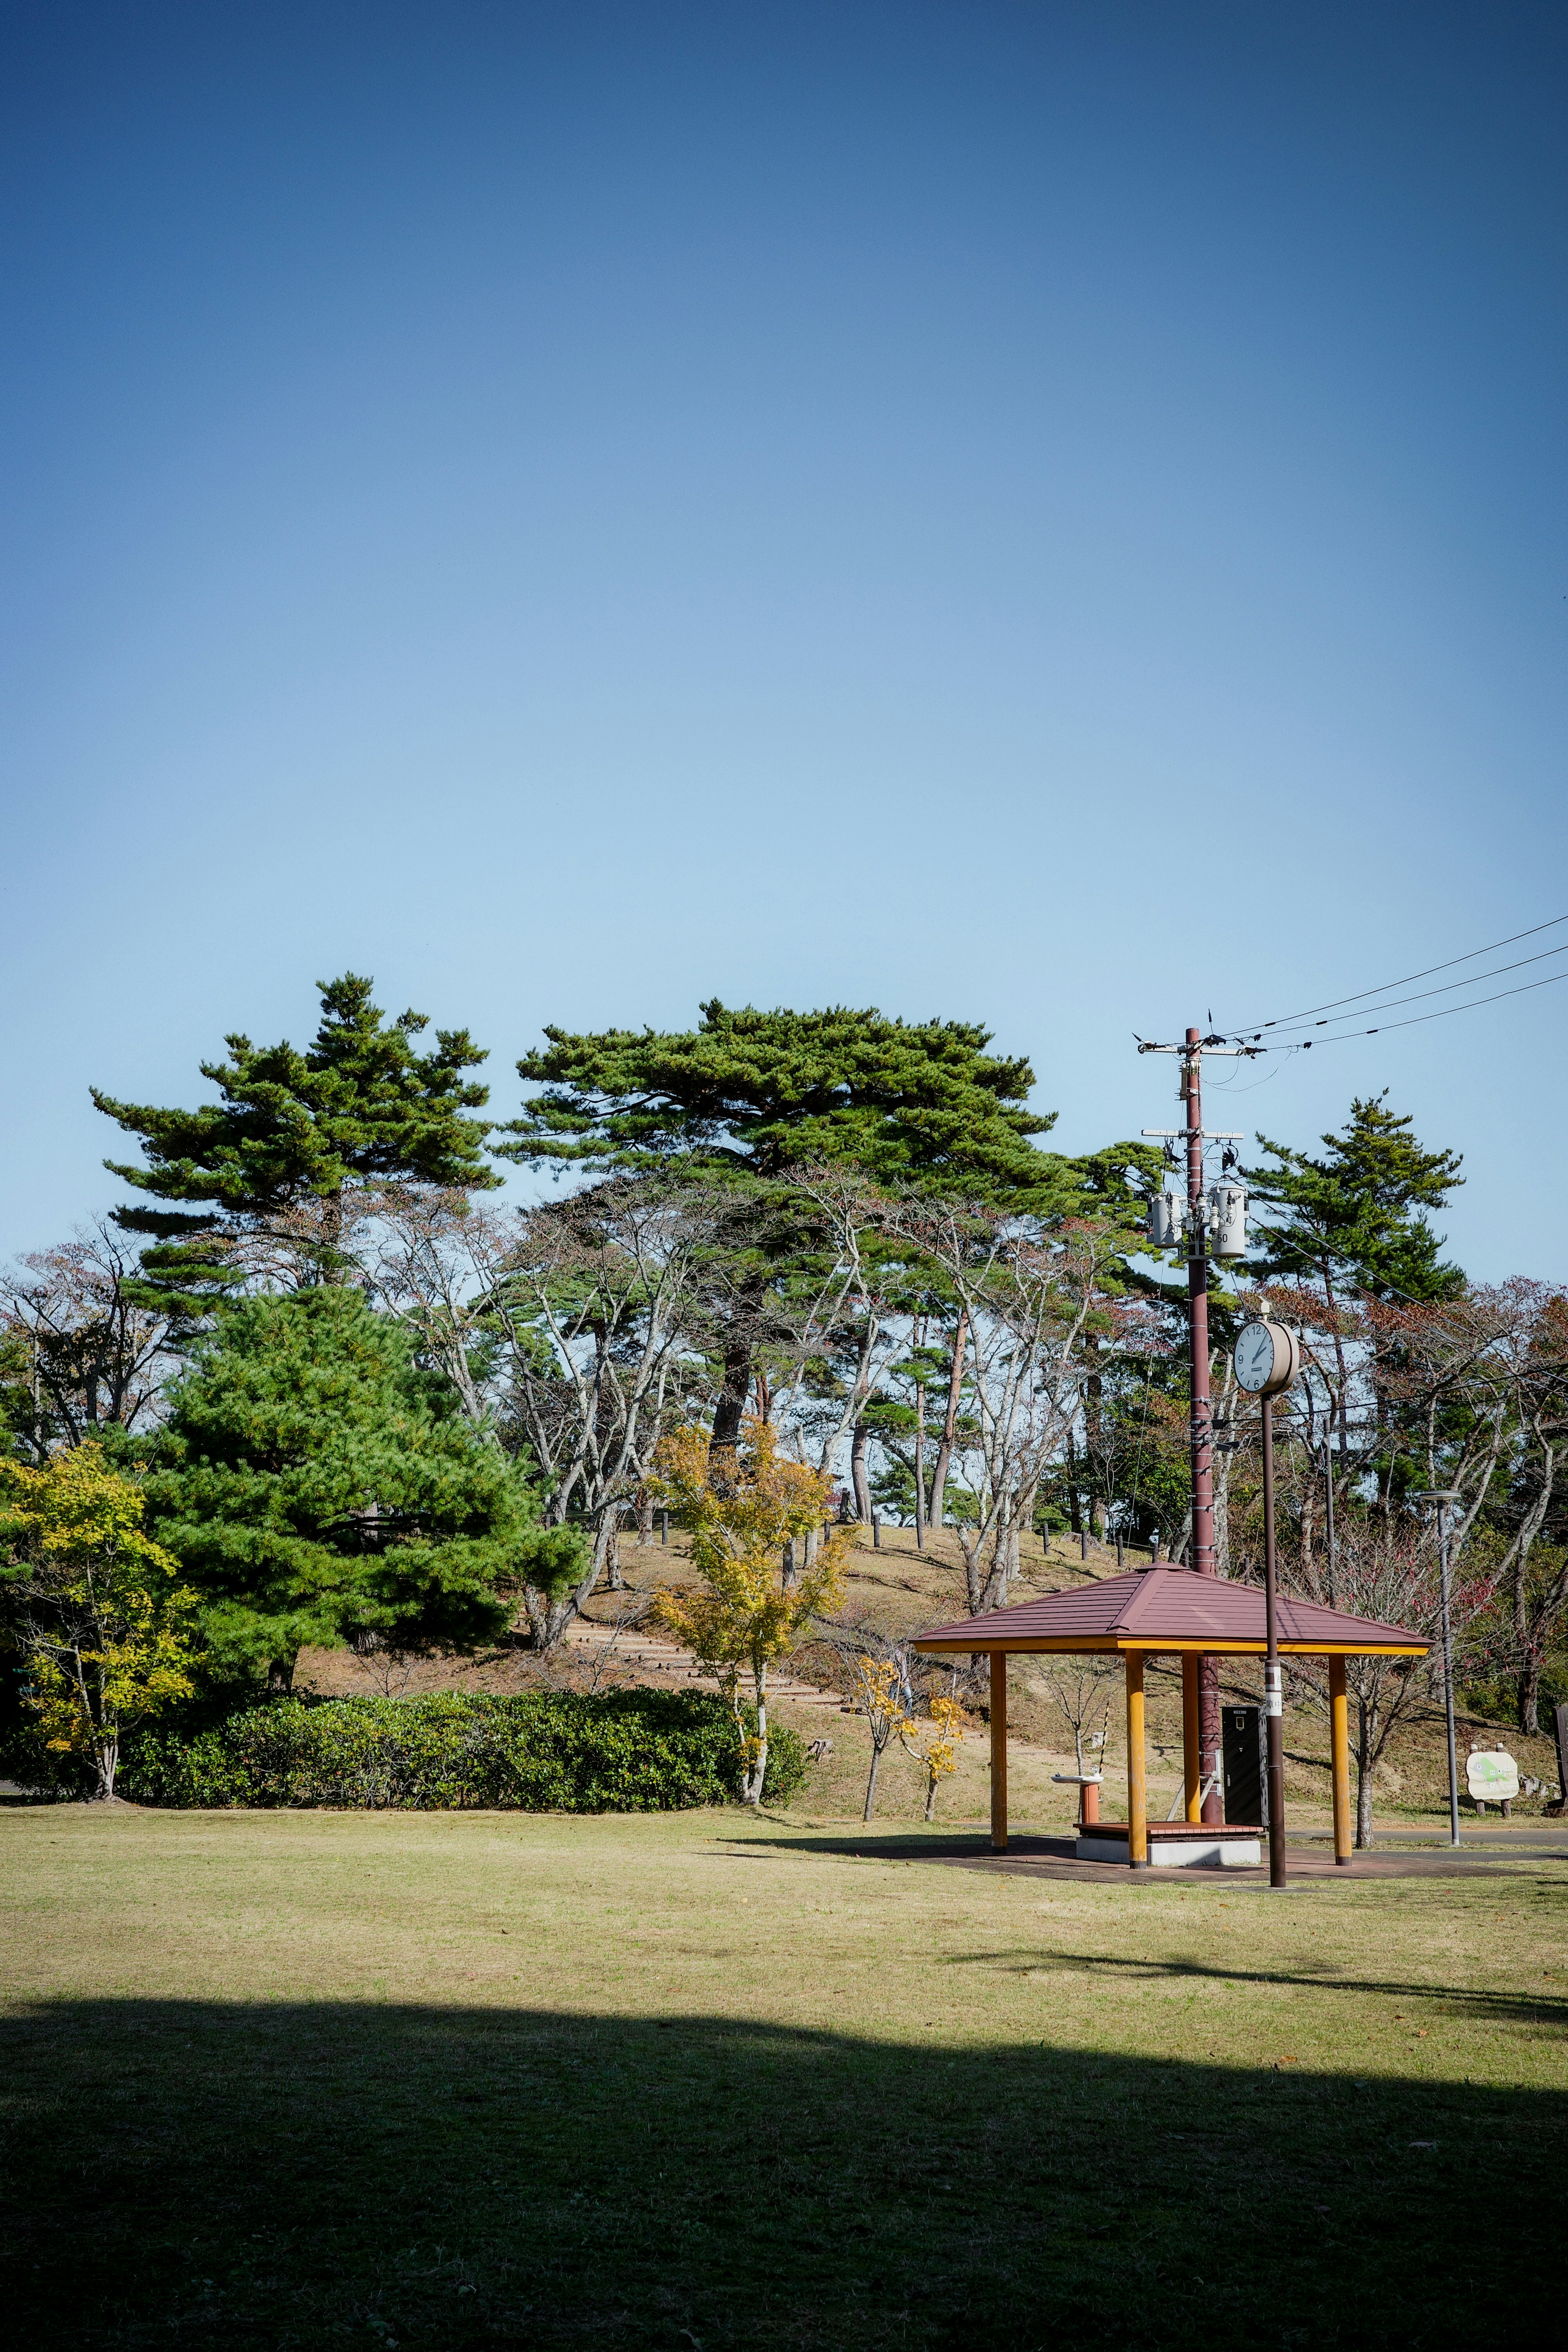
[1465,1750,1519,1803]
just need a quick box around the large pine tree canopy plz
[94,972,497,1223]
[143,1287,553,1682]
[1247,1091,1465,1301]
[92,974,497,1308]
[503,999,1077,1207]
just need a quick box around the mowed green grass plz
[2,1807,1564,2350]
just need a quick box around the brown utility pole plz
[1182,1028,1222,1826]
[1139,1025,1259,1828]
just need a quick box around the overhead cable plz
[1217,910,1568,1035]
[1241,937,1568,1039]
[1253,964,1568,1048]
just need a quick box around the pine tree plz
[503,1001,1089,1454]
[92,974,497,1312]
[143,1287,563,1685]
[503,1000,1071,1203]
[1247,1093,1463,1302]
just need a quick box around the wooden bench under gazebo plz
[915,1567,1429,1869]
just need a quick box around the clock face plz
[1234,1321,1277,1394]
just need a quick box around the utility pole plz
[1139,1025,1258,1828]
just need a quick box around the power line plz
[1217,910,1568,1034]
[1252,963,1568,1048]
[1241,936,1568,1039]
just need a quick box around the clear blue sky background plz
[2,1,1564,1279]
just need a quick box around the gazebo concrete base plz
[1076,1823,1263,1869]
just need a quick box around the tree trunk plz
[924,1767,939,1821]
[863,1738,884,1822]
[927,1310,968,1532]
[744,1670,768,1806]
[528,1531,610,1651]
[782,1536,797,1592]
[636,1486,655,1544]
[96,1735,118,1802]
[991,1522,1018,1611]
[914,1380,926,1550]
[605,1520,622,1591]
[709,1333,756,1471]
[959,1528,984,1616]
[1519,1646,1543,1738]
[1066,1431,1083,1536]
[320,1186,348,1284]
[850,1419,872,1521]
[1355,1695,1376,1849]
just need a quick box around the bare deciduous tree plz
[0,1223,180,1455]
[918,1210,1127,1616]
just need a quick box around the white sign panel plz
[1465,1750,1519,1802]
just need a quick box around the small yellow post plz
[990,1650,1008,1853]
[1330,1655,1352,1866]
[1126,1650,1148,1869]
[1182,1653,1202,1822]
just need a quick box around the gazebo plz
[914,1567,1429,1869]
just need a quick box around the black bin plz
[1223,1704,1268,1828]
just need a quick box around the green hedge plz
[118,1688,809,1812]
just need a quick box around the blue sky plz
[2,2,1564,1278]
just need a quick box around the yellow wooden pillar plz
[990,1650,1008,1853]
[1181,1653,1202,1822]
[1126,1650,1148,1869]
[1330,1655,1352,1866]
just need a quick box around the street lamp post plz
[1233,1319,1301,1891]
[1260,1391,1287,1889]
[1413,1488,1463,1848]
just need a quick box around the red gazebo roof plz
[914,1566,1427,1656]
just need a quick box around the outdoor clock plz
[1233,1319,1300,1397]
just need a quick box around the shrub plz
[119,1687,809,1812]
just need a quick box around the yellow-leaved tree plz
[903,1692,966,1821]
[0,1442,200,1800]
[650,1418,848,1805]
[852,1655,912,1823]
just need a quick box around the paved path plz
[723,1829,1564,1883]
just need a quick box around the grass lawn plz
[2,1804,1564,2349]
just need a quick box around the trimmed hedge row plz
[118,1687,809,1812]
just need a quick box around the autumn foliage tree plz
[650,1419,847,1804]
[0,1443,200,1799]
[904,1692,965,1820]
[851,1653,913,1822]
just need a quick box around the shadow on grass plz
[940,1946,1568,2029]
[2,1998,1564,2351]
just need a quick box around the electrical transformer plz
[1146,1193,1181,1247]
[1208,1182,1248,1259]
